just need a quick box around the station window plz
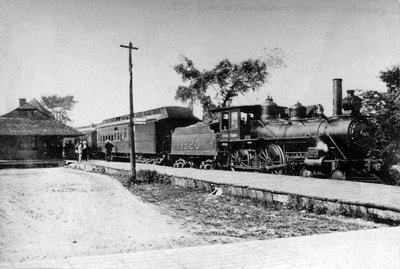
[230,111,238,129]
[221,112,229,130]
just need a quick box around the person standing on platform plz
[77,141,83,162]
[105,140,114,162]
[82,140,88,161]
[74,141,80,161]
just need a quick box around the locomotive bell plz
[261,96,278,122]
[289,102,306,120]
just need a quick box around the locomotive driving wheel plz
[259,144,286,174]
[230,150,246,170]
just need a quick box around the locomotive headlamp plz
[360,129,370,137]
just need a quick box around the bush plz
[388,168,400,186]
[126,170,172,186]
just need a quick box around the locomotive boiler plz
[170,78,382,181]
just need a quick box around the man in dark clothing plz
[82,140,88,161]
[105,140,114,162]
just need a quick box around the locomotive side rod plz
[120,42,139,179]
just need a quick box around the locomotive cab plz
[213,105,261,141]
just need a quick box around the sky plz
[1,0,399,126]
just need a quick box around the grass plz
[130,184,385,240]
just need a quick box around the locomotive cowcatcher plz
[170,79,382,181]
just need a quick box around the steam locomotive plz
[169,79,382,181]
[76,78,382,181]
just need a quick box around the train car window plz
[222,112,229,130]
[230,111,238,129]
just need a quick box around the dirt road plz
[0,168,195,263]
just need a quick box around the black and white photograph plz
[0,0,399,268]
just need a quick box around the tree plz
[360,65,400,184]
[174,57,269,121]
[379,65,399,93]
[40,95,77,124]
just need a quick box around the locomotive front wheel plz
[332,170,346,180]
[300,168,313,177]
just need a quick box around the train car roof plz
[211,105,261,112]
[98,106,199,128]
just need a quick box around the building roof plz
[1,98,52,120]
[0,117,82,136]
[17,103,37,110]
[0,98,81,137]
[29,98,53,117]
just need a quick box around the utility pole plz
[120,42,138,179]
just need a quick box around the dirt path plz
[0,168,196,263]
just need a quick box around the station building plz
[0,98,81,166]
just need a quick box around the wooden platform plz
[69,160,400,223]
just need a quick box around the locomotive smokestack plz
[333,78,342,116]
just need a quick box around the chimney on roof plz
[19,98,26,107]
